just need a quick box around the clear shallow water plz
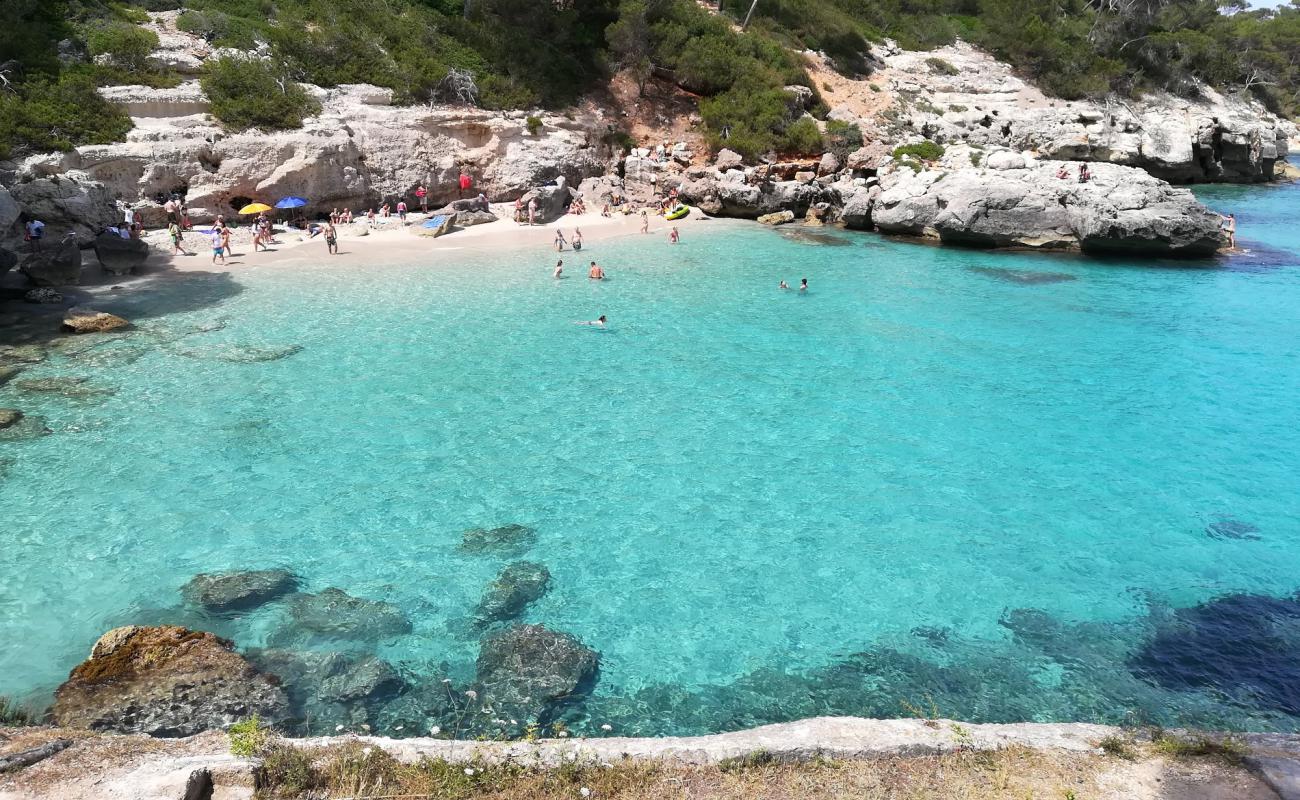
[2,183,1299,736]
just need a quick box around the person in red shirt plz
[415,185,428,213]
[458,171,472,198]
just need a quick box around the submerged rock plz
[1132,592,1300,716]
[14,376,114,399]
[63,307,131,334]
[0,366,20,387]
[171,343,303,363]
[252,648,403,707]
[24,288,64,304]
[474,561,551,626]
[968,266,1078,285]
[459,523,537,556]
[92,233,150,276]
[1205,516,1262,541]
[318,654,403,703]
[285,588,411,640]
[181,569,299,614]
[0,410,50,442]
[0,345,48,365]
[476,623,599,722]
[52,625,289,736]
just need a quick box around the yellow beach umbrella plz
[238,202,273,214]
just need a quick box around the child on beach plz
[210,227,225,265]
[169,221,187,255]
[640,211,649,234]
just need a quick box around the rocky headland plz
[0,9,1292,277]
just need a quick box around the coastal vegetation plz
[4,0,1300,157]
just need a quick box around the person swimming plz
[800,278,808,291]
[779,280,789,290]
[554,259,563,278]
[589,261,605,280]
[575,315,607,327]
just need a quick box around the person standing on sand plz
[397,200,408,222]
[210,226,225,265]
[640,211,649,234]
[416,185,428,213]
[164,197,178,225]
[514,198,524,224]
[554,259,563,278]
[180,204,192,230]
[669,226,679,244]
[459,170,472,198]
[221,224,233,258]
[554,230,567,251]
[1222,214,1237,249]
[528,198,538,226]
[324,221,338,255]
[169,220,188,255]
[589,261,605,280]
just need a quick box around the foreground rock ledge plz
[51,625,288,737]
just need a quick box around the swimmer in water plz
[554,259,563,278]
[779,280,788,290]
[800,278,808,291]
[669,226,679,244]
[575,315,607,327]
[589,261,605,280]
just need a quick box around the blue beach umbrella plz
[275,196,308,209]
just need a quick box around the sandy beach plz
[147,204,718,273]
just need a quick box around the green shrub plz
[0,696,38,726]
[85,20,158,72]
[718,749,777,773]
[201,54,321,131]
[0,72,133,158]
[699,75,792,159]
[782,116,823,154]
[1152,732,1248,764]
[925,56,959,76]
[1098,734,1135,760]
[892,140,945,161]
[228,716,269,757]
[525,115,543,135]
[257,744,319,797]
[969,150,982,166]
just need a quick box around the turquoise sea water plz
[2,179,1299,736]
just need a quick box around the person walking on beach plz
[1222,213,1237,249]
[528,198,538,226]
[458,170,472,198]
[416,184,428,213]
[554,259,563,278]
[640,210,649,234]
[221,224,233,259]
[589,261,605,280]
[669,226,680,244]
[397,200,408,222]
[210,226,226,265]
[554,229,567,251]
[324,221,338,255]
[169,220,188,255]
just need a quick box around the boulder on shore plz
[92,233,150,276]
[870,156,1225,257]
[20,241,83,287]
[476,623,599,723]
[63,306,131,334]
[181,569,299,614]
[51,625,289,736]
[757,210,796,226]
[474,561,551,626]
[521,185,572,224]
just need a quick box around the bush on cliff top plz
[0,72,133,159]
[200,55,322,132]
